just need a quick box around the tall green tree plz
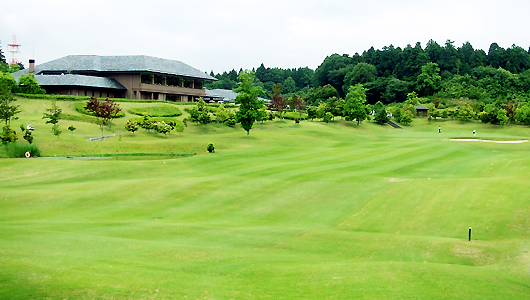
[515,103,530,125]
[235,70,265,136]
[18,74,46,94]
[216,104,229,123]
[0,43,7,73]
[42,98,62,137]
[373,101,389,125]
[0,72,20,124]
[393,42,429,81]
[196,98,211,125]
[343,84,368,125]
[313,53,353,89]
[487,43,506,69]
[416,62,441,96]
[283,76,296,94]
[308,84,338,105]
[343,62,378,93]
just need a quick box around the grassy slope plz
[0,99,529,299]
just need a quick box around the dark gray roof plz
[415,104,429,110]
[206,89,270,103]
[14,55,216,81]
[206,89,239,102]
[33,74,127,90]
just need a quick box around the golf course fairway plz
[1,103,530,299]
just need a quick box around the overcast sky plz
[1,0,529,74]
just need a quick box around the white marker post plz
[469,227,472,241]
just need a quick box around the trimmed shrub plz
[225,116,236,126]
[283,112,307,120]
[207,143,215,153]
[129,106,182,117]
[125,120,139,135]
[130,117,184,133]
[1,125,18,145]
[154,121,172,136]
[323,112,333,123]
[6,143,41,158]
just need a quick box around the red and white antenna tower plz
[8,35,21,65]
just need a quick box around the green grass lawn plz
[1,99,530,299]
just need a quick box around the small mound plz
[450,139,528,144]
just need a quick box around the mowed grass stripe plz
[1,102,530,299]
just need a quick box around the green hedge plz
[14,93,202,105]
[283,112,307,120]
[129,116,182,124]
[74,102,125,118]
[15,93,93,101]
[207,103,237,109]
[171,102,201,106]
[129,106,182,117]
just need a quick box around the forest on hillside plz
[206,40,530,105]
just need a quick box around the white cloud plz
[1,0,529,72]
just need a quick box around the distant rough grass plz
[5,142,41,158]
[61,113,100,124]
[129,106,182,117]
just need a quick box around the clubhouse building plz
[13,55,217,102]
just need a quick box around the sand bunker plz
[451,139,528,144]
[389,178,407,182]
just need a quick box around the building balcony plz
[137,83,206,96]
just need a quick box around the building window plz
[154,75,163,85]
[167,76,179,87]
[141,73,152,84]
[167,94,179,101]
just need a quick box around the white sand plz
[450,139,528,144]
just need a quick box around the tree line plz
[207,65,314,97]
[207,40,530,105]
